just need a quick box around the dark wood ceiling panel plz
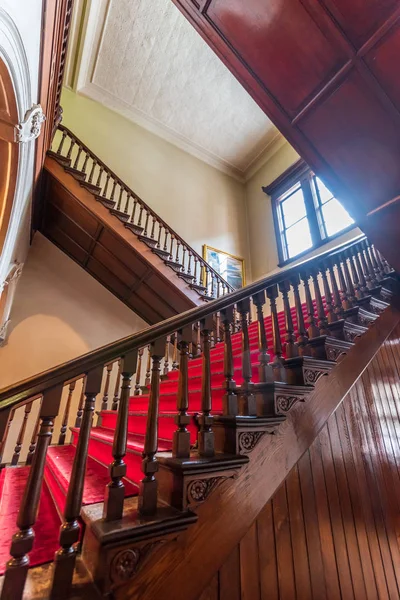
[45,223,89,265]
[97,229,149,280]
[319,0,399,47]
[45,202,96,253]
[205,0,349,116]
[86,256,132,301]
[47,178,99,237]
[365,23,400,111]
[91,243,139,290]
[130,283,177,320]
[299,69,400,214]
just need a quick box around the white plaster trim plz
[0,261,24,346]
[0,8,34,289]
[15,103,45,143]
[244,134,289,182]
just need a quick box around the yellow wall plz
[61,88,252,281]
[0,233,146,388]
[245,141,362,281]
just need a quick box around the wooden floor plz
[200,323,400,600]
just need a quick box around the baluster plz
[289,273,310,355]
[320,263,337,323]
[198,316,215,456]
[194,257,199,285]
[328,259,344,317]
[0,409,15,465]
[181,247,187,272]
[204,267,209,295]
[150,216,156,239]
[157,223,163,249]
[279,280,299,357]
[135,348,144,395]
[109,181,117,205]
[215,311,221,343]
[237,299,256,415]
[112,360,122,411]
[211,273,216,298]
[138,205,144,228]
[130,198,138,223]
[11,402,33,466]
[25,411,40,466]
[116,186,124,212]
[163,336,170,377]
[336,255,352,310]
[72,146,82,170]
[311,269,329,335]
[2,386,63,600]
[300,272,320,339]
[253,291,273,382]
[58,381,76,445]
[144,212,150,237]
[96,166,104,189]
[173,327,192,458]
[101,363,113,411]
[74,378,86,427]
[50,369,103,598]
[377,248,392,275]
[353,248,368,298]
[196,322,202,356]
[169,235,174,260]
[56,129,67,154]
[66,136,75,160]
[104,352,138,521]
[102,173,110,199]
[172,335,179,370]
[367,241,382,281]
[347,250,362,299]
[266,285,286,381]
[217,279,221,299]
[362,240,379,287]
[81,151,89,175]
[138,338,166,515]
[163,230,169,253]
[371,244,385,279]
[88,159,96,184]
[145,346,151,387]
[188,252,192,275]
[342,253,357,306]
[221,307,238,415]
[176,241,181,264]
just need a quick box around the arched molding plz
[0,8,42,290]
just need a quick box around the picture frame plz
[202,245,245,290]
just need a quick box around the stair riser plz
[129,388,225,412]
[100,413,198,443]
[44,463,66,516]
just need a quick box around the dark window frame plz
[263,159,356,267]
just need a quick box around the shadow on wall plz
[0,233,146,388]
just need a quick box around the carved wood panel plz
[200,323,400,599]
[173,0,400,271]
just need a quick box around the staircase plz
[40,126,233,324]
[0,234,398,599]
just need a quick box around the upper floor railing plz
[50,125,234,299]
[0,233,394,599]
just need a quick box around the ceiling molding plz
[244,135,291,182]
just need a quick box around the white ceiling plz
[67,0,280,181]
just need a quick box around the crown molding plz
[244,134,290,182]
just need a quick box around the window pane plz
[321,198,354,237]
[285,217,312,258]
[315,177,333,204]
[281,187,307,227]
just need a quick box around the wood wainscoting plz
[200,322,400,600]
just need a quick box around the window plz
[264,160,355,265]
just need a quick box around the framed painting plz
[202,245,245,290]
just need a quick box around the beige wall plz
[245,141,362,281]
[0,233,146,388]
[61,88,252,281]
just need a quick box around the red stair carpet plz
[0,300,316,574]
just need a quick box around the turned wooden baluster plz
[300,272,320,339]
[266,285,286,381]
[66,136,75,160]
[74,377,86,427]
[101,363,113,411]
[371,245,385,279]
[172,335,179,370]
[198,315,215,456]
[341,253,357,306]
[88,159,97,185]
[289,273,310,355]
[279,280,299,357]
[377,248,392,275]
[112,360,122,410]
[0,409,15,465]
[357,242,373,290]
[11,401,33,465]
[104,352,138,521]
[336,255,353,309]
[56,129,67,155]
[215,311,221,343]
[138,338,166,515]
[328,259,344,317]
[145,346,151,387]
[311,268,329,335]
[163,336,170,377]
[367,241,382,281]
[50,368,103,599]
[2,386,63,600]
[362,240,379,287]
[25,411,40,466]
[253,291,273,382]
[72,146,82,170]
[173,326,193,458]
[352,248,368,298]
[237,299,256,416]
[134,347,144,395]
[58,381,76,445]
[95,166,104,188]
[320,263,337,323]
[221,306,238,415]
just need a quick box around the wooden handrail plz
[56,125,234,293]
[0,232,367,410]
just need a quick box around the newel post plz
[103,351,138,521]
[2,386,63,600]
[138,337,166,516]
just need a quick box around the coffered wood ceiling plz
[66,0,280,181]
